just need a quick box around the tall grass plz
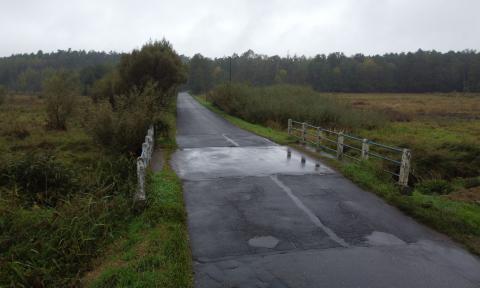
[87,154,192,288]
[0,154,136,287]
[0,95,139,286]
[207,83,386,131]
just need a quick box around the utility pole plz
[229,56,232,83]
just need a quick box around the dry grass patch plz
[336,92,480,120]
[448,187,480,204]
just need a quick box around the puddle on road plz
[366,231,406,246]
[248,236,280,248]
[172,146,335,180]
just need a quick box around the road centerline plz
[221,133,240,147]
[270,174,349,248]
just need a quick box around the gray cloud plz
[1,0,479,57]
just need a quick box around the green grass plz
[194,94,480,256]
[85,150,192,288]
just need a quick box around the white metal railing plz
[288,119,411,187]
[135,125,155,202]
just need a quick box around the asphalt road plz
[172,92,480,288]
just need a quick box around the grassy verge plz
[83,101,192,287]
[83,151,192,287]
[194,95,480,256]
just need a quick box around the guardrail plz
[288,119,411,186]
[135,125,155,203]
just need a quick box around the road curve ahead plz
[172,92,480,288]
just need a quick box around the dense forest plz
[0,50,121,94]
[3,49,480,95]
[186,49,480,94]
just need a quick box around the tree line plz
[4,48,480,95]
[186,49,480,94]
[0,49,121,94]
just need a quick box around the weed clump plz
[2,121,30,139]
[416,179,454,195]
[0,153,136,287]
[0,153,77,206]
[464,177,480,189]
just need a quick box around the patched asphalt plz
[172,92,480,288]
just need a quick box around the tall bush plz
[117,39,187,105]
[43,71,80,130]
[89,40,186,153]
[88,83,159,153]
[208,83,386,131]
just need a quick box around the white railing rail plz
[288,119,411,187]
[135,125,154,202]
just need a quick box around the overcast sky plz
[1,0,479,58]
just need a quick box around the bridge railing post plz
[336,132,344,160]
[399,149,411,186]
[135,126,155,208]
[288,119,292,135]
[361,139,369,160]
[135,158,146,202]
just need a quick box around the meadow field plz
[338,92,480,201]
[0,93,133,286]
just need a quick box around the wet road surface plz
[172,92,480,288]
